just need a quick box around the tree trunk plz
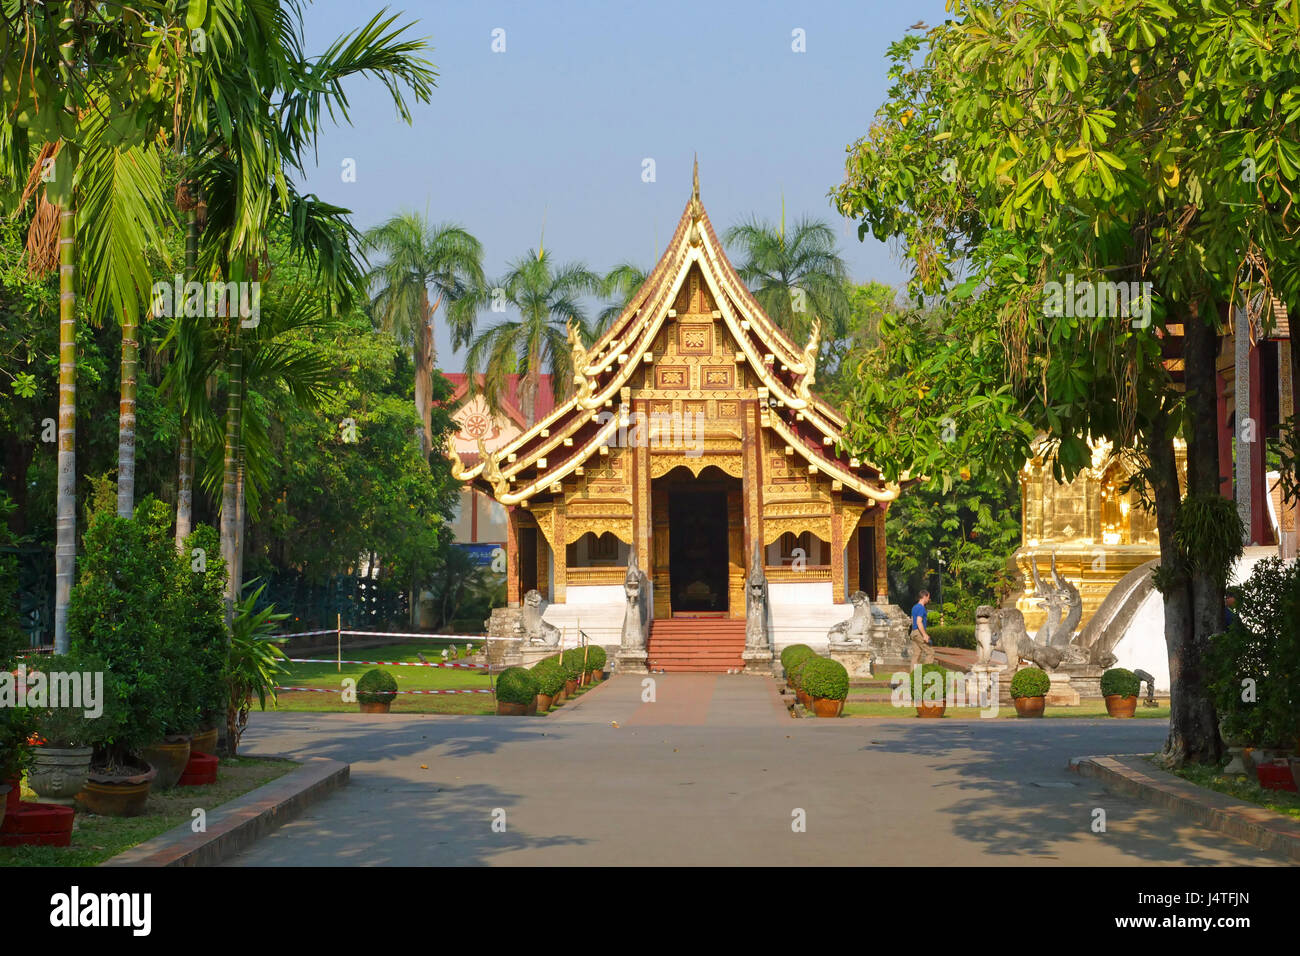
[220,316,243,621]
[175,418,193,549]
[53,206,76,654]
[413,289,439,459]
[522,345,541,428]
[115,308,139,518]
[175,208,198,551]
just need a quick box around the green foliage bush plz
[496,666,538,705]
[1099,667,1140,699]
[560,647,585,681]
[530,658,566,697]
[791,655,820,689]
[1207,557,1300,747]
[1010,666,1050,699]
[67,498,174,763]
[801,657,850,700]
[357,668,398,705]
[29,651,125,748]
[781,644,816,676]
[910,661,950,705]
[928,625,976,650]
[585,644,607,671]
[0,706,37,780]
[169,524,228,729]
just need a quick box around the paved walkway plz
[224,674,1286,866]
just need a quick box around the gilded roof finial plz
[688,154,703,245]
[692,153,700,204]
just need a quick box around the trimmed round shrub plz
[1100,667,1140,698]
[801,658,850,700]
[560,647,586,681]
[496,666,538,705]
[531,658,566,697]
[791,655,820,689]
[357,668,398,705]
[911,661,950,705]
[1010,666,1051,699]
[780,643,816,675]
[585,645,607,671]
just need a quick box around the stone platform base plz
[741,649,775,677]
[827,644,875,678]
[615,650,649,675]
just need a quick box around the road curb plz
[1070,753,1300,862]
[101,756,350,867]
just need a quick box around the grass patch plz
[0,755,298,867]
[271,641,495,715]
[1164,759,1300,820]
[841,701,1172,719]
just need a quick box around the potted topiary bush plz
[171,524,228,756]
[781,644,816,688]
[801,657,849,717]
[586,645,607,681]
[792,656,819,708]
[496,666,539,715]
[531,658,565,711]
[913,661,950,718]
[1100,667,1140,718]
[1010,666,1051,717]
[28,652,123,804]
[560,648,584,695]
[357,668,399,713]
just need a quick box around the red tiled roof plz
[443,372,556,428]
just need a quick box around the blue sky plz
[294,0,952,360]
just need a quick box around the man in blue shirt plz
[908,590,935,670]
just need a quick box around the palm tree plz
[363,214,484,457]
[724,211,851,342]
[594,262,649,339]
[181,5,437,612]
[464,250,601,426]
[2,6,183,650]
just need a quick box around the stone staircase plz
[646,617,747,672]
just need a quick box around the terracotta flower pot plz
[591,669,603,682]
[27,745,93,805]
[564,679,578,695]
[78,763,157,817]
[536,693,554,711]
[916,703,947,719]
[526,698,538,716]
[141,738,192,790]
[812,697,844,718]
[497,701,528,716]
[190,728,219,755]
[1013,695,1046,718]
[359,700,392,714]
[796,689,812,708]
[1104,694,1138,718]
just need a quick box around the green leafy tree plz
[363,213,484,457]
[464,249,602,426]
[832,1,1299,765]
[724,212,850,343]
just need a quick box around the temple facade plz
[453,173,903,666]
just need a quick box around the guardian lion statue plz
[745,542,770,650]
[621,551,650,651]
[828,591,872,644]
[521,589,561,647]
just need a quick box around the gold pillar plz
[553,501,567,604]
[830,491,845,603]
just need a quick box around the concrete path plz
[224,674,1287,866]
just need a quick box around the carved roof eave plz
[762,406,900,503]
[473,412,624,506]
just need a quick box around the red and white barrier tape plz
[272,629,487,642]
[287,658,481,669]
[275,686,494,695]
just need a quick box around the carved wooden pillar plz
[727,486,744,619]
[506,505,520,607]
[830,490,845,603]
[553,501,567,604]
[846,521,859,594]
[633,399,652,574]
[741,398,763,562]
[652,482,671,619]
[876,506,889,601]
[536,526,550,602]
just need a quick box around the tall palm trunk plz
[115,307,139,518]
[413,288,437,457]
[54,207,76,653]
[175,209,198,550]
[220,315,243,619]
[522,342,542,427]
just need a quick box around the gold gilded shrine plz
[461,170,901,619]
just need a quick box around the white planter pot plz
[28,746,94,805]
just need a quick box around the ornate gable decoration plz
[460,166,899,507]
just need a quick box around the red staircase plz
[646,617,746,672]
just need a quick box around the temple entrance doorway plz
[667,488,729,614]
